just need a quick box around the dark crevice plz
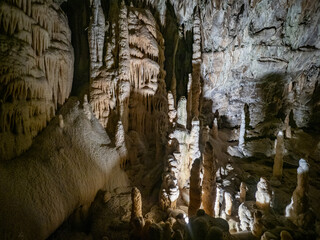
[61,0,91,97]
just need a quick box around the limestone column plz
[202,142,216,216]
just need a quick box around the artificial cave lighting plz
[0,0,319,239]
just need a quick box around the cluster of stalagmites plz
[0,0,74,160]
[131,187,234,240]
[237,158,315,239]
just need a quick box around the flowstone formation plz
[0,0,74,160]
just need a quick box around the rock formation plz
[131,187,143,223]
[0,0,74,160]
[255,177,272,211]
[0,0,320,239]
[239,182,247,203]
[202,142,216,217]
[272,131,285,180]
[188,158,202,217]
[285,159,315,228]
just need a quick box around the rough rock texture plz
[200,0,320,133]
[188,158,202,217]
[202,142,217,217]
[0,98,129,239]
[0,0,74,160]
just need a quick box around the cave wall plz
[0,0,74,160]
[199,0,320,131]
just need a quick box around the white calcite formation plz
[89,1,168,142]
[189,117,201,164]
[160,154,179,210]
[0,0,74,160]
[255,177,272,211]
[177,96,188,128]
[286,159,314,228]
[272,131,284,180]
[0,99,129,239]
[168,91,177,124]
[115,120,128,168]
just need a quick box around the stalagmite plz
[211,118,218,139]
[177,97,187,128]
[252,210,264,238]
[115,120,128,168]
[280,230,293,240]
[255,177,272,211]
[131,187,143,222]
[272,131,284,180]
[214,187,221,217]
[160,154,180,210]
[202,142,216,216]
[284,113,292,139]
[224,192,233,216]
[83,94,92,120]
[200,125,210,152]
[58,114,64,129]
[286,159,314,228]
[168,91,177,124]
[188,158,202,217]
[239,182,247,203]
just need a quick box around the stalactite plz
[0,2,34,35]
[88,0,105,74]
[32,25,49,56]
[190,8,201,122]
[0,0,74,160]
